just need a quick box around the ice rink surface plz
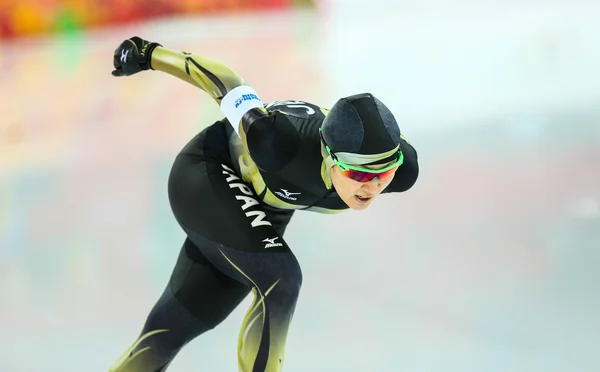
[1,1,600,371]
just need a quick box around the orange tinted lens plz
[378,167,398,180]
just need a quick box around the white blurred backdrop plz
[1,1,600,371]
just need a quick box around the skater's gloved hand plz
[112,36,162,77]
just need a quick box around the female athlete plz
[108,36,419,372]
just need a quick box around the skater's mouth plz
[354,195,373,204]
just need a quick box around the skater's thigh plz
[167,238,251,328]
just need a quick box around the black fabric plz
[320,97,365,153]
[245,113,300,173]
[111,36,162,76]
[382,137,420,193]
[122,239,249,371]
[320,92,401,156]
[351,94,396,154]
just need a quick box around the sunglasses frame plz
[319,128,404,175]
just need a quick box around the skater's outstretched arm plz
[150,46,248,103]
[111,36,248,102]
[149,45,273,138]
[111,36,299,172]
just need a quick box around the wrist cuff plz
[220,86,264,136]
[145,43,162,70]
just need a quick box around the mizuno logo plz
[263,237,283,249]
[275,189,301,201]
[120,49,129,63]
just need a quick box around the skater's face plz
[330,161,398,211]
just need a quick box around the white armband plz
[220,85,264,137]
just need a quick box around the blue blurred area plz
[1,2,600,371]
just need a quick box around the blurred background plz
[1,0,600,371]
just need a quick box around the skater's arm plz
[151,46,273,140]
[112,37,285,159]
[152,46,301,172]
[150,46,248,103]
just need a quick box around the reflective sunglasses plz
[319,128,404,182]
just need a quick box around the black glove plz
[112,36,162,77]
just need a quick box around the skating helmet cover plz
[320,93,401,166]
